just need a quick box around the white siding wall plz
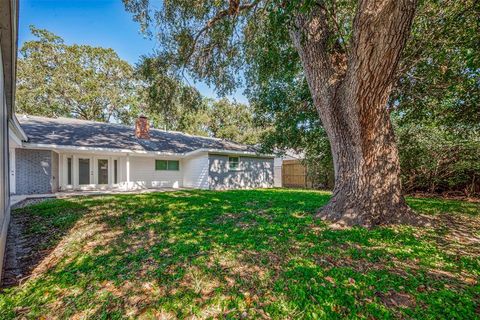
[0,34,9,283]
[183,153,209,189]
[129,156,183,189]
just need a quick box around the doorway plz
[97,159,109,185]
[78,158,91,185]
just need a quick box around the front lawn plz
[1,189,479,319]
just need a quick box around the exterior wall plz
[59,153,125,191]
[208,154,274,190]
[129,156,183,189]
[0,33,9,282]
[15,149,53,195]
[57,153,183,191]
[0,0,19,283]
[183,153,209,189]
[16,150,273,193]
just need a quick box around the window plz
[114,160,118,184]
[155,160,167,170]
[67,157,72,185]
[167,160,180,171]
[155,160,180,171]
[229,156,240,171]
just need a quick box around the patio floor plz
[10,188,186,207]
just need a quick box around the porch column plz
[126,154,130,190]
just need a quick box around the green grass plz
[0,189,479,319]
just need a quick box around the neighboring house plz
[11,115,274,194]
[1,0,23,281]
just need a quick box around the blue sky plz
[18,0,247,103]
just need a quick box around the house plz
[1,0,21,281]
[10,115,274,195]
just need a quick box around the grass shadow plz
[0,189,478,319]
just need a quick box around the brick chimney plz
[135,115,150,139]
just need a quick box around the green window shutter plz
[155,160,168,170]
[167,160,180,171]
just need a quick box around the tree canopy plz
[136,56,207,133]
[16,26,139,123]
[135,56,262,143]
[206,98,261,144]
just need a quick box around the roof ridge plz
[17,114,134,130]
[16,114,248,146]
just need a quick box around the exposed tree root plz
[316,198,432,228]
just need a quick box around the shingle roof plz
[18,115,260,154]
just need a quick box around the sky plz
[18,0,247,103]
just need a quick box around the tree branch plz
[290,4,336,112]
[345,0,418,108]
[184,0,260,64]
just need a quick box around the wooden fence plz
[281,160,313,188]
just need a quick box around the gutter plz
[9,114,28,141]
[185,148,274,158]
[20,143,275,158]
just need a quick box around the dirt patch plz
[2,212,44,287]
[430,214,480,258]
[408,192,480,203]
[11,197,56,209]
[377,290,416,309]
[3,198,76,287]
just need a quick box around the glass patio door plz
[97,159,109,185]
[78,158,91,185]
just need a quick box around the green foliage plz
[245,0,480,194]
[395,119,480,195]
[206,98,262,144]
[1,190,479,318]
[136,55,262,142]
[390,0,480,195]
[393,0,480,132]
[135,56,208,133]
[16,26,139,123]
[134,56,264,143]
[123,0,318,94]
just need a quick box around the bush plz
[396,123,480,196]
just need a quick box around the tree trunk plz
[319,95,412,226]
[291,0,420,227]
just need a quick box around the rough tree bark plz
[291,0,419,227]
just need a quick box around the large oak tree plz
[124,0,422,226]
